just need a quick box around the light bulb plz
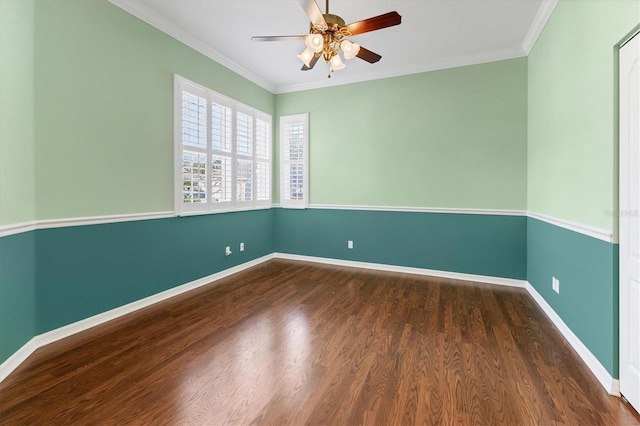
[341,40,361,60]
[297,48,314,67]
[330,54,346,71]
[305,34,324,53]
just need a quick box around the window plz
[175,75,271,214]
[280,113,309,208]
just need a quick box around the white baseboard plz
[525,282,619,395]
[0,252,618,399]
[0,254,275,383]
[273,253,527,288]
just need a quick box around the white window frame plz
[174,75,271,215]
[280,113,309,209]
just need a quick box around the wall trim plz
[309,203,527,216]
[276,47,527,94]
[36,211,176,230]
[0,253,275,383]
[521,0,558,54]
[0,250,618,400]
[2,208,615,244]
[0,221,37,238]
[525,282,619,395]
[273,252,527,288]
[527,211,613,243]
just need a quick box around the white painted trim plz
[0,221,37,238]
[0,338,39,383]
[107,0,276,93]
[37,211,176,230]
[0,254,275,384]
[107,0,535,95]
[521,0,558,54]
[309,203,526,216]
[273,253,527,288]
[1,208,616,245]
[525,282,619,395]
[0,249,619,400]
[276,47,527,94]
[527,211,613,243]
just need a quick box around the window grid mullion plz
[231,103,238,207]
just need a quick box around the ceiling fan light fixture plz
[297,47,315,67]
[341,40,360,60]
[330,54,346,71]
[305,33,324,53]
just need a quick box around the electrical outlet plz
[240,242,245,252]
[552,277,560,294]
[348,240,354,249]
[225,246,232,256]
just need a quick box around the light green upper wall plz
[32,0,274,221]
[0,0,36,226]
[527,0,639,232]
[276,58,528,209]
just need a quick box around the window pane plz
[181,91,207,148]
[256,162,270,201]
[256,118,270,159]
[212,102,232,152]
[237,159,253,201]
[285,123,304,161]
[182,151,207,203]
[236,112,253,156]
[284,163,304,200]
[212,155,231,202]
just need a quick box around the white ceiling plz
[109,0,557,93]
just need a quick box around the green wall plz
[526,0,639,377]
[527,0,640,232]
[0,233,36,363]
[275,209,526,280]
[0,0,633,383]
[527,218,618,376]
[36,211,273,334]
[32,0,274,220]
[275,57,528,210]
[0,0,36,226]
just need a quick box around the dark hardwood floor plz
[1,259,638,425]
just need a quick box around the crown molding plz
[107,0,277,93]
[275,46,527,94]
[521,0,558,54]
[107,0,544,95]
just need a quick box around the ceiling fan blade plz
[301,54,321,71]
[251,35,305,42]
[356,46,382,63]
[298,0,327,29]
[344,11,401,36]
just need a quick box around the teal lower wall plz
[34,210,273,335]
[0,232,36,362]
[527,217,618,377]
[1,209,620,383]
[274,209,527,280]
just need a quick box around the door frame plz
[618,24,640,411]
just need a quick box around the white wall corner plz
[521,0,559,54]
[525,282,619,395]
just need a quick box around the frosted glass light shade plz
[305,34,324,53]
[341,40,360,60]
[330,54,346,71]
[297,48,315,67]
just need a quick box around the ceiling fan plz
[251,0,401,76]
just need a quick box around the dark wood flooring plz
[1,259,639,425]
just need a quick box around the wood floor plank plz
[1,259,639,425]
